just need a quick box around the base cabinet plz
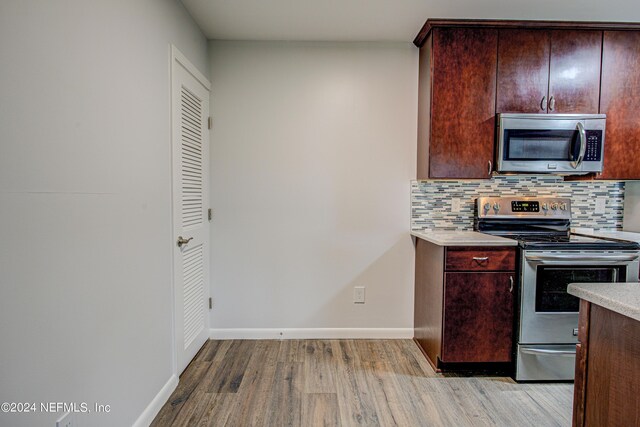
[442,272,514,363]
[414,240,516,369]
[572,301,640,426]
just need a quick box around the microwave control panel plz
[584,130,603,161]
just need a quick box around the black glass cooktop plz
[497,233,639,250]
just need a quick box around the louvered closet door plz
[171,48,210,375]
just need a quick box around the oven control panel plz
[476,197,572,218]
[511,201,539,212]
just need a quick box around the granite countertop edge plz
[410,230,519,247]
[568,283,640,323]
[572,228,640,244]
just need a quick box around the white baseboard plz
[132,374,178,427]
[209,328,413,340]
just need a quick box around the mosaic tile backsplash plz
[411,175,625,231]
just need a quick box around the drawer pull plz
[521,347,575,357]
[472,257,489,262]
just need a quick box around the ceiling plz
[181,0,640,42]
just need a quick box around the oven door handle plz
[520,347,576,357]
[525,254,639,264]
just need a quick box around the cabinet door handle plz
[549,96,556,111]
[509,276,514,293]
[487,160,492,176]
[541,96,547,111]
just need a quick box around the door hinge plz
[207,116,212,129]
[209,297,212,310]
[208,208,212,221]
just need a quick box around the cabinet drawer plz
[445,247,515,271]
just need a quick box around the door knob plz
[177,236,193,247]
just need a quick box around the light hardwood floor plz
[151,339,573,426]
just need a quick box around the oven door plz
[520,251,639,344]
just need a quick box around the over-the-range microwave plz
[496,113,606,175]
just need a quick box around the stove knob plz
[493,203,500,212]
[560,203,567,211]
[483,203,491,211]
[542,203,549,211]
[551,203,558,210]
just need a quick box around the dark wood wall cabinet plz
[415,19,640,180]
[599,31,640,180]
[417,27,497,179]
[496,29,601,114]
[414,240,516,370]
[572,300,640,426]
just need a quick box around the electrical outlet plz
[354,286,365,304]
[451,199,461,213]
[56,412,76,427]
[595,197,606,214]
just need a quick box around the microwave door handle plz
[572,122,587,169]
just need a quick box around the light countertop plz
[572,228,640,244]
[410,230,518,247]
[568,282,640,322]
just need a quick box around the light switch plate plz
[595,198,606,214]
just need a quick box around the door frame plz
[169,45,211,376]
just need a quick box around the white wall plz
[0,1,207,426]
[208,41,417,336]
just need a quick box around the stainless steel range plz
[475,196,640,381]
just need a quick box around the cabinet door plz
[497,29,550,113]
[599,31,640,180]
[442,272,514,363]
[572,300,590,427]
[430,27,498,179]
[548,30,602,114]
[584,305,640,426]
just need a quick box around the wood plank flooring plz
[151,339,573,427]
